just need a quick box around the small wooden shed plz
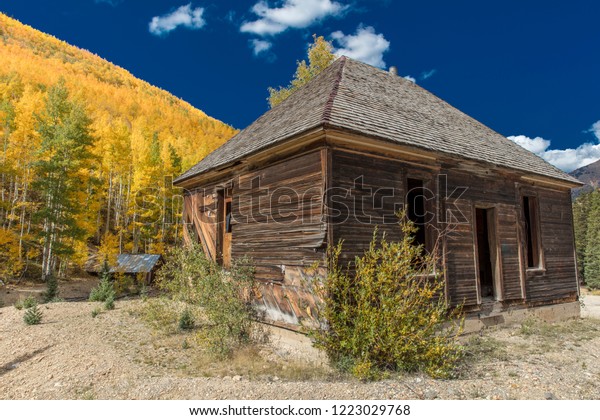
[110,254,163,283]
[174,57,582,330]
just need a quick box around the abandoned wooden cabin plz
[173,56,582,330]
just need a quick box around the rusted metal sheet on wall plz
[254,265,326,329]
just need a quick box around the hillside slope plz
[570,159,600,186]
[0,13,237,278]
[0,13,237,170]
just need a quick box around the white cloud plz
[591,120,600,140]
[403,75,416,83]
[149,4,206,37]
[250,39,273,55]
[420,69,436,80]
[508,125,600,173]
[330,26,390,68]
[241,0,347,36]
[508,135,551,155]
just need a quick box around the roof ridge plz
[321,56,346,125]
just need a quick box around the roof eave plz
[173,126,327,188]
[323,125,580,188]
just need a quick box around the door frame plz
[472,205,503,303]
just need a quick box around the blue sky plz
[1,0,599,172]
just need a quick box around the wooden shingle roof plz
[175,56,579,185]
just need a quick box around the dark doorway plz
[217,190,233,268]
[476,208,496,300]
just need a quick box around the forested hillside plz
[0,13,237,281]
[573,188,600,289]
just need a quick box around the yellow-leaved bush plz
[312,212,464,380]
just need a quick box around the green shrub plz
[313,213,464,380]
[104,295,115,310]
[42,275,59,303]
[24,304,43,325]
[90,261,116,303]
[91,307,101,318]
[89,279,115,302]
[138,298,182,333]
[22,295,37,309]
[15,295,39,310]
[156,243,260,358]
[179,307,195,330]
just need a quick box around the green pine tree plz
[168,143,182,176]
[148,131,162,167]
[42,275,59,303]
[89,259,116,303]
[584,190,600,289]
[573,191,592,282]
[23,304,43,325]
[33,78,96,281]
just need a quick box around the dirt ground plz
[0,276,99,307]
[581,288,600,319]
[1,281,600,400]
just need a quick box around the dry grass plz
[132,297,206,334]
[130,297,341,382]
[463,335,510,363]
[132,298,600,384]
[183,344,341,381]
[458,316,600,380]
[519,317,600,341]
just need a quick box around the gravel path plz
[1,299,599,400]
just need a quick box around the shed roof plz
[175,56,579,185]
[111,254,162,274]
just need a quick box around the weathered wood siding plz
[328,155,577,309]
[181,150,327,328]
[182,144,578,329]
[525,188,578,302]
[444,199,479,305]
[329,149,406,267]
[442,167,577,307]
[231,150,327,327]
[496,203,523,300]
[182,186,219,260]
[232,149,326,271]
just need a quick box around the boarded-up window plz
[523,196,541,268]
